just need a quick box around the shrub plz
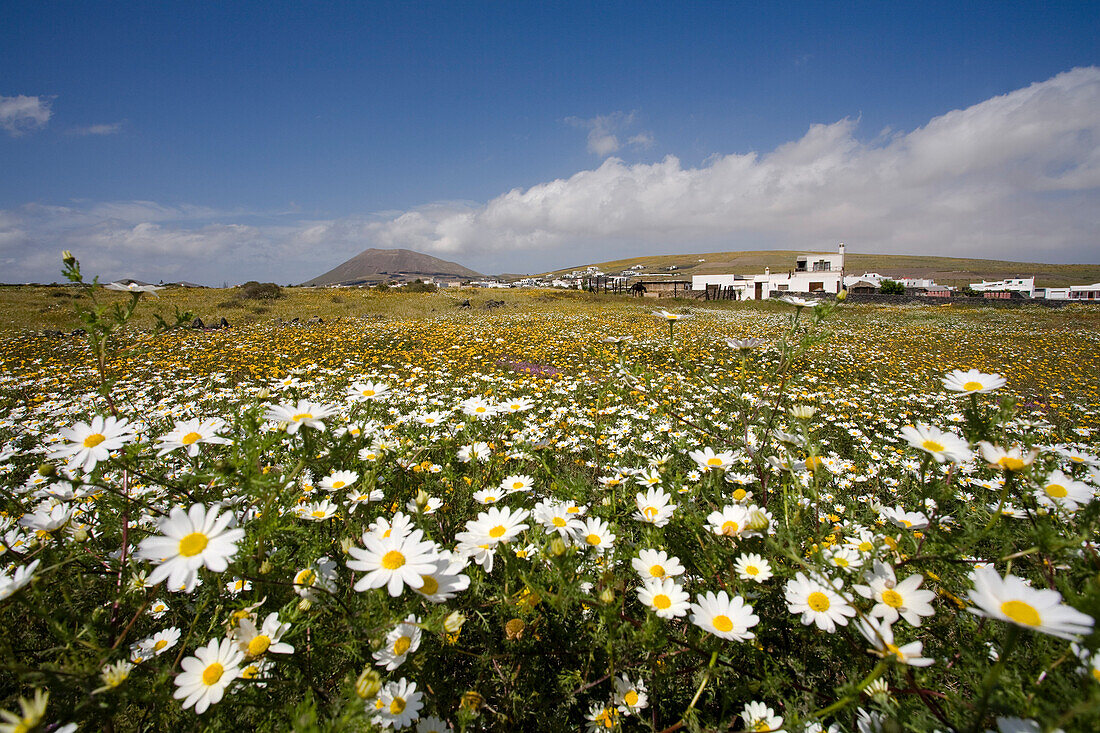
[237,281,284,300]
[879,279,906,295]
[404,279,438,293]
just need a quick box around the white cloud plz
[2,67,1099,284]
[0,94,53,136]
[566,111,654,157]
[68,122,125,136]
[369,67,1100,265]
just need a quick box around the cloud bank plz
[2,67,1099,284]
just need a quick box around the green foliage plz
[879,279,906,295]
[237,281,285,300]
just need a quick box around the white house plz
[969,277,1036,298]
[1067,283,1100,300]
[692,243,846,300]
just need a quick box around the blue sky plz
[2,1,1099,283]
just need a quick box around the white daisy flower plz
[784,572,856,633]
[967,566,1094,640]
[48,415,135,474]
[689,590,759,641]
[136,504,245,594]
[941,368,1006,394]
[173,637,244,714]
[637,577,690,619]
[631,549,685,581]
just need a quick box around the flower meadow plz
[1,264,1100,732]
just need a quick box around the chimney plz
[765,267,770,276]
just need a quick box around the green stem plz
[969,625,1021,733]
[809,658,890,721]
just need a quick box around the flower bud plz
[598,587,616,605]
[356,668,382,699]
[255,387,271,400]
[36,463,57,478]
[549,537,567,557]
[339,537,355,555]
[836,289,848,301]
[504,618,525,640]
[789,404,817,420]
[444,610,466,634]
[258,559,273,575]
[460,690,483,714]
[748,509,770,532]
[62,250,76,266]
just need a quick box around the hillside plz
[303,248,483,286]
[544,250,1100,289]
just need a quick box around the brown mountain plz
[302,248,483,286]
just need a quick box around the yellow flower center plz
[807,591,831,612]
[805,456,823,470]
[712,614,734,632]
[475,406,486,413]
[390,697,406,715]
[922,439,945,453]
[154,639,168,650]
[998,457,1027,471]
[362,390,375,397]
[649,564,665,577]
[291,413,313,421]
[962,380,983,391]
[732,488,747,501]
[706,457,723,466]
[295,569,316,586]
[489,525,507,538]
[624,690,639,706]
[381,550,406,570]
[241,665,259,679]
[512,482,524,490]
[393,636,412,656]
[721,521,739,536]
[419,575,439,595]
[552,517,566,527]
[83,433,106,448]
[248,635,271,656]
[178,532,209,557]
[311,510,325,518]
[754,723,771,732]
[859,541,874,552]
[202,662,224,686]
[881,589,904,608]
[585,534,601,546]
[566,507,580,514]
[745,565,759,576]
[1045,483,1068,498]
[332,481,345,489]
[834,557,849,567]
[1001,600,1041,626]
[644,507,658,519]
[653,594,671,610]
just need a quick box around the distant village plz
[488,243,1100,302]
